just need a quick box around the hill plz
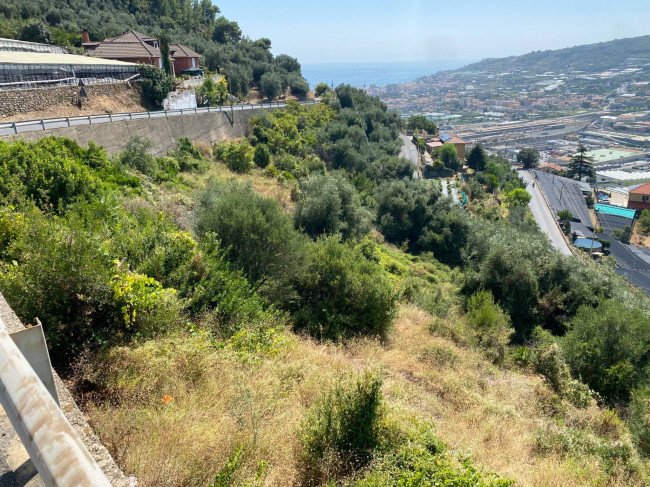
[461,35,650,74]
[0,89,648,486]
[0,0,308,99]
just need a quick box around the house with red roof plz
[82,30,200,75]
[627,183,650,210]
[425,132,466,159]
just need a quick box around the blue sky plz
[217,0,650,64]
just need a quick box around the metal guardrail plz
[0,316,112,487]
[0,100,317,136]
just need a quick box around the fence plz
[0,316,113,487]
[0,100,317,136]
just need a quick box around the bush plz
[466,290,513,364]
[195,180,307,297]
[300,371,383,484]
[562,299,650,403]
[314,82,331,97]
[628,388,650,457]
[291,237,396,340]
[294,172,372,241]
[217,141,254,173]
[506,188,532,207]
[253,144,271,168]
[121,136,158,176]
[138,64,175,107]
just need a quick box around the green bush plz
[466,290,513,364]
[217,142,254,173]
[294,172,372,241]
[291,237,396,340]
[300,371,383,484]
[253,144,271,168]
[628,388,650,457]
[562,299,650,403]
[121,136,158,176]
[195,180,307,298]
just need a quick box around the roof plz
[629,182,650,195]
[170,44,199,59]
[539,163,565,172]
[0,51,137,67]
[426,141,443,148]
[86,30,160,59]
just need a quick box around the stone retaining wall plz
[0,82,139,117]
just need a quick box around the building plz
[83,30,200,76]
[169,44,200,73]
[0,51,138,90]
[0,38,67,54]
[425,132,466,159]
[627,183,650,211]
[538,163,565,173]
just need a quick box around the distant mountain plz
[459,35,650,74]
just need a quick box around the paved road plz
[521,171,572,256]
[399,134,421,178]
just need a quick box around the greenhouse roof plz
[0,52,137,67]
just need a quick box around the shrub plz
[218,142,254,173]
[121,136,158,176]
[291,237,396,340]
[314,82,331,97]
[505,188,531,207]
[562,299,650,403]
[466,290,513,364]
[628,388,650,457]
[300,371,383,484]
[253,144,271,168]
[195,180,307,298]
[294,172,372,241]
[138,64,175,107]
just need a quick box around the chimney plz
[81,29,90,44]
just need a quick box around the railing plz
[0,100,317,136]
[0,317,112,487]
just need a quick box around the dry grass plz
[76,304,648,487]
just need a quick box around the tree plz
[195,77,228,106]
[218,142,254,173]
[517,147,540,169]
[466,144,488,172]
[288,74,309,98]
[159,33,172,75]
[20,20,53,44]
[506,188,532,207]
[566,144,594,182]
[274,54,301,74]
[439,143,460,172]
[138,64,175,107]
[406,115,437,135]
[294,173,372,241]
[212,17,242,44]
[314,82,331,97]
[260,72,283,100]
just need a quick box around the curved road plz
[399,134,421,178]
[521,171,572,256]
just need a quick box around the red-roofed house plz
[426,132,466,159]
[538,163,565,173]
[83,30,200,75]
[627,183,650,210]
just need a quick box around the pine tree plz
[567,144,594,181]
[466,144,487,171]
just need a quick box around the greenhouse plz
[0,51,139,90]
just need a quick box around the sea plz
[301,60,471,89]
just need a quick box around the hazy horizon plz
[218,0,650,64]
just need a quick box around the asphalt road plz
[399,134,421,178]
[521,171,572,256]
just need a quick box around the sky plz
[217,0,650,64]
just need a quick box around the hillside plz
[461,35,650,74]
[0,0,309,99]
[0,90,648,486]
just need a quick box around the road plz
[399,134,421,178]
[521,171,572,256]
[0,100,316,136]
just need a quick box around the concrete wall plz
[0,82,140,118]
[0,107,269,156]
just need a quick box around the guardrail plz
[0,316,112,487]
[0,100,317,136]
